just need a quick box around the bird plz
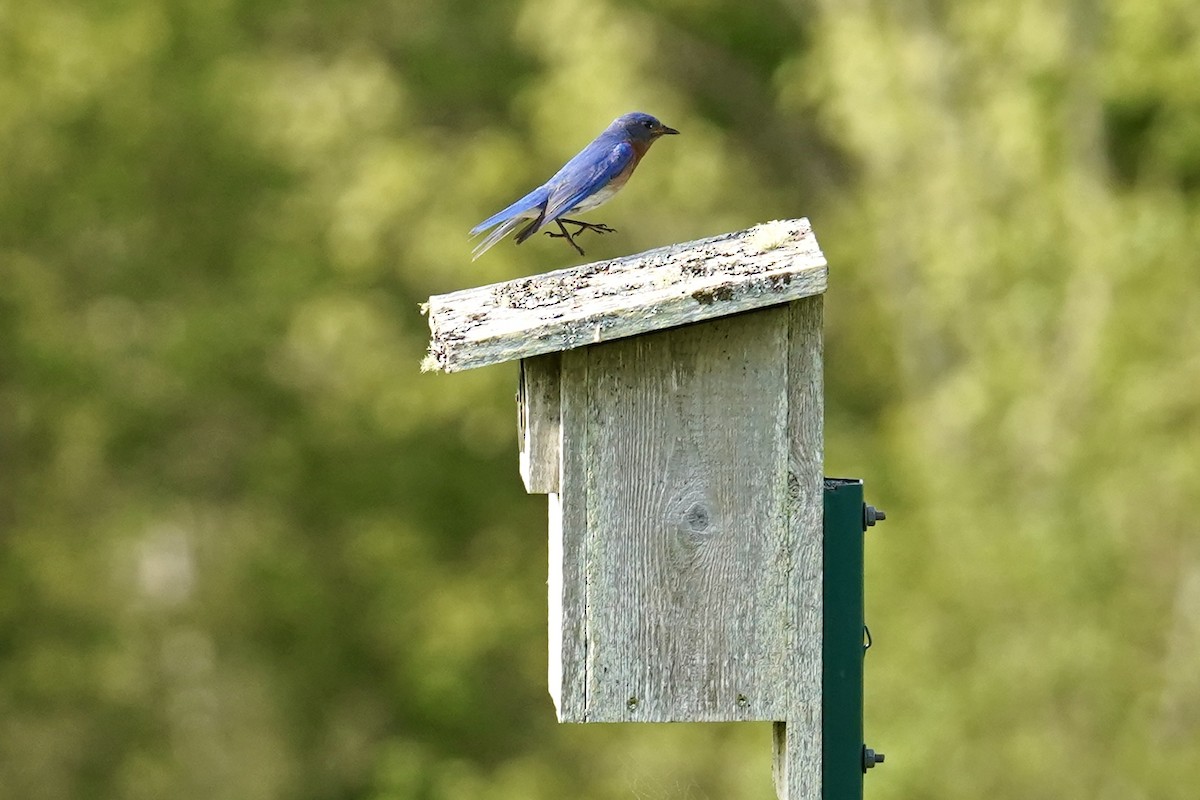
[470,111,679,260]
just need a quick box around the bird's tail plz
[470,187,549,260]
[471,216,533,260]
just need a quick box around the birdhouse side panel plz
[775,295,825,795]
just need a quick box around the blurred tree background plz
[2,0,1198,798]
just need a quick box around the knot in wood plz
[787,471,802,502]
[683,501,711,533]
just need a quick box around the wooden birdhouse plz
[425,219,860,799]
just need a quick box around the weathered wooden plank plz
[772,295,825,799]
[424,219,826,373]
[518,353,562,494]
[578,307,797,722]
[772,715,819,800]
[548,347,589,721]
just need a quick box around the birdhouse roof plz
[423,218,826,372]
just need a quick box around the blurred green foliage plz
[2,0,1198,798]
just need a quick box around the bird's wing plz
[541,141,635,226]
[468,138,633,258]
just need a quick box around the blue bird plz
[470,112,679,259]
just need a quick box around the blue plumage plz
[471,112,678,259]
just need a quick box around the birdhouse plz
[425,219,870,799]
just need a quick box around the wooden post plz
[425,220,828,798]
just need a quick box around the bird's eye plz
[643,120,654,129]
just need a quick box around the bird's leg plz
[556,218,617,236]
[545,219,586,256]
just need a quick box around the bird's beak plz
[659,125,680,136]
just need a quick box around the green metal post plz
[823,478,866,799]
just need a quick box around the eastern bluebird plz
[470,112,679,259]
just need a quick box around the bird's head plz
[614,112,680,142]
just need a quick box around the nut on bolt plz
[863,504,887,529]
[863,747,886,770]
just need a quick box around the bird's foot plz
[555,218,617,236]
[543,218,617,256]
[544,219,616,256]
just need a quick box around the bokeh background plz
[3,0,1199,798]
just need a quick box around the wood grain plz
[772,295,825,798]
[577,308,800,722]
[548,347,589,721]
